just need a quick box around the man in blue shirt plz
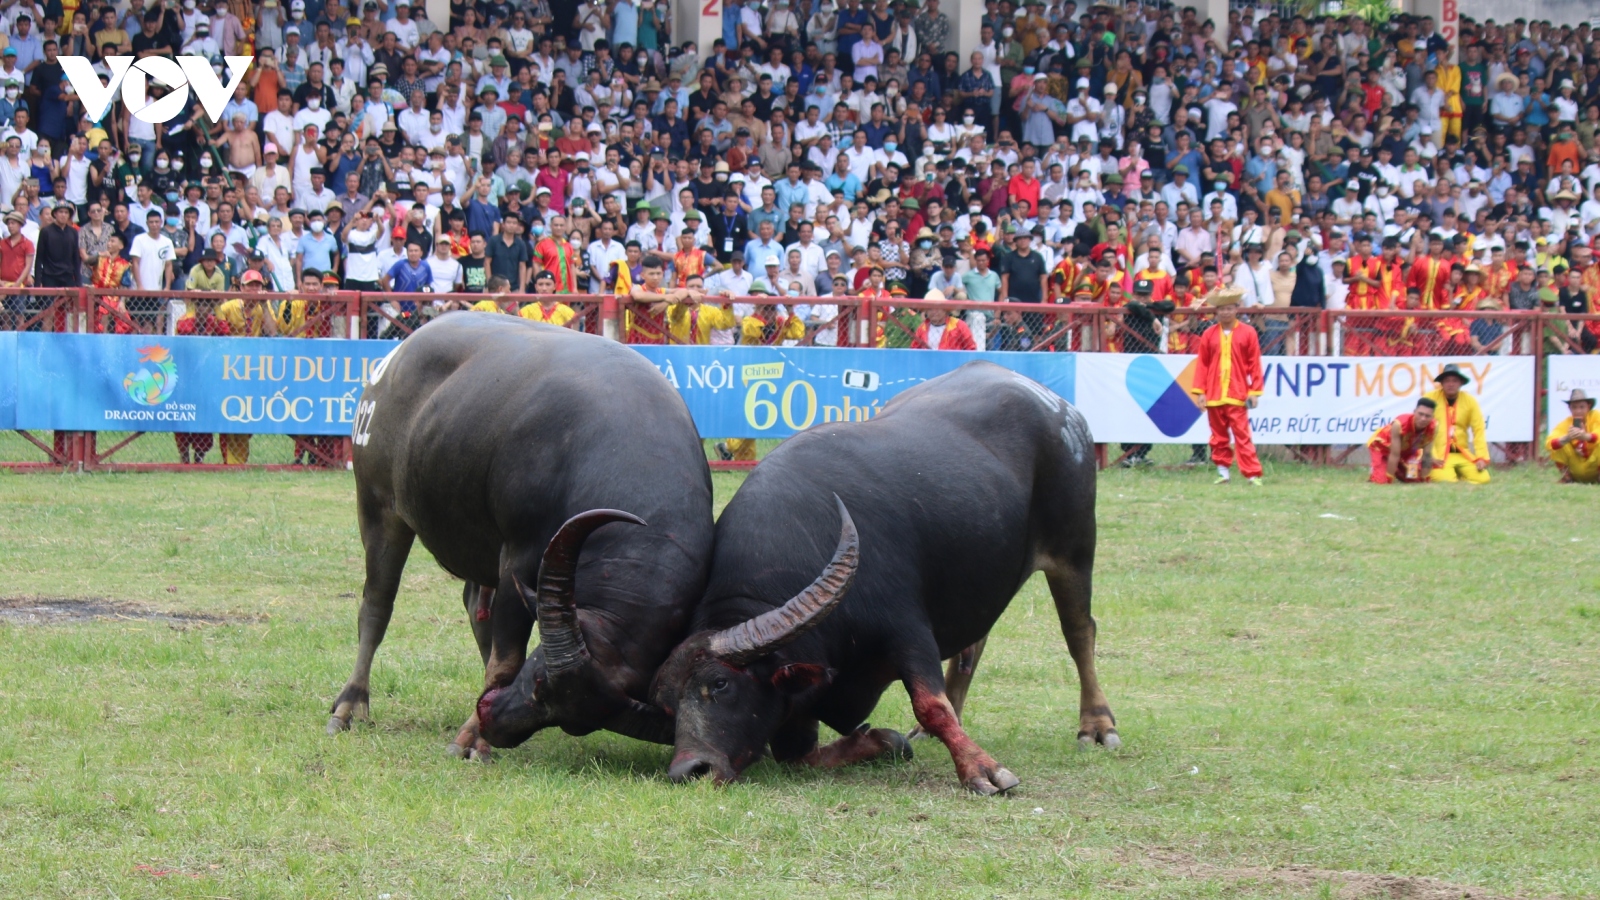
[383,241,433,293]
[824,155,861,202]
[297,210,340,273]
[773,162,809,218]
[464,178,502,235]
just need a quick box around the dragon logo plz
[123,345,179,406]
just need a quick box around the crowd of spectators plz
[0,0,1596,459]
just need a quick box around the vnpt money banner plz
[1075,354,1536,444]
[628,346,1077,439]
[9,334,397,434]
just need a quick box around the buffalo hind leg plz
[772,719,911,770]
[328,509,415,734]
[902,646,1018,795]
[449,568,532,761]
[1046,570,1119,749]
[908,637,988,739]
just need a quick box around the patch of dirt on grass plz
[0,596,252,626]
[1133,849,1534,900]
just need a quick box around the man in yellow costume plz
[214,270,306,464]
[1436,44,1463,143]
[1424,363,1490,483]
[664,272,732,344]
[1547,390,1599,484]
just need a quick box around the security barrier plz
[0,285,1580,471]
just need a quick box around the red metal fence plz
[2,286,1587,470]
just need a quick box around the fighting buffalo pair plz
[327,314,1117,793]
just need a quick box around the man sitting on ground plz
[1547,389,1599,484]
[1367,397,1438,484]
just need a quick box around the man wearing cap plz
[1366,398,1439,484]
[1423,364,1490,484]
[1188,286,1265,486]
[1547,390,1600,484]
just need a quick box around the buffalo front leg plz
[902,646,1018,795]
[771,718,912,770]
[1047,570,1119,749]
[328,509,415,734]
[448,569,533,761]
[909,637,988,739]
[445,582,499,760]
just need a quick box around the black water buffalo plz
[648,361,1116,794]
[328,313,714,756]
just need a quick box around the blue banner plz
[630,346,1075,439]
[12,334,397,434]
[0,335,1075,439]
[0,331,15,430]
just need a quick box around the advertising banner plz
[0,334,1539,445]
[629,345,1075,439]
[1075,353,1535,444]
[0,331,15,430]
[1546,356,1600,435]
[11,333,396,434]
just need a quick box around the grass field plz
[0,465,1595,899]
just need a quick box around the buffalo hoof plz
[965,766,1020,796]
[1078,729,1122,751]
[906,725,930,740]
[468,745,493,763]
[874,728,914,762]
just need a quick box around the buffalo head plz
[476,510,677,748]
[651,497,859,784]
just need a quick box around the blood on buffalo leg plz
[906,680,1019,795]
[328,507,416,734]
[772,717,910,769]
[908,637,988,739]
[1046,569,1119,750]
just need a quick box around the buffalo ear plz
[771,663,832,694]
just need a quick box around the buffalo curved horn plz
[533,509,647,676]
[708,496,858,666]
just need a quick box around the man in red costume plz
[911,289,978,349]
[1366,397,1438,484]
[1188,286,1264,485]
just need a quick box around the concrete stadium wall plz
[1458,0,1594,25]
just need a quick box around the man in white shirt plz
[0,136,27,205]
[1202,83,1238,142]
[130,210,175,290]
[1410,71,1446,136]
[261,94,298,159]
[1232,243,1273,308]
[384,0,421,48]
[1395,147,1431,199]
[842,130,880,183]
[1065,78,1101,144]
[786,221,826,282]
[295,167,337,214]
[585,219,627,294]
[396,91,432,146]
